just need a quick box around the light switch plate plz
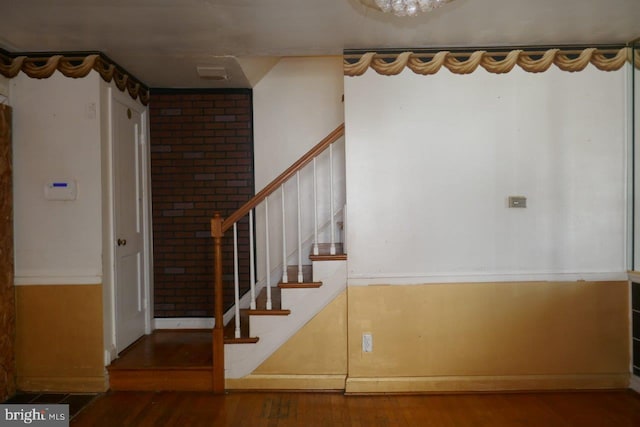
[508,196,526,208]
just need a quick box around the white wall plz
[11,72,103,284]
[345,66,627,285]
[252,57,345,284]
[253,56,344,190]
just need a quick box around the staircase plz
[108,124,347,392]
[223,243,346,379]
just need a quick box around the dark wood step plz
[109,367,213,391]
[107,330,214,391]
[279,265,322,288]
[245,308,290,315]
[244,286,290,315]
[309,243,347,261]
[108,330,212,369]
[225,286,290,344]
[224,336,259,344]
[224,310,259,344]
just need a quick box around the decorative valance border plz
[0,50,149,105]
[344,46,639,77]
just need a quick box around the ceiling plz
[1,0,639,89]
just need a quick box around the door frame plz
[101,84,153,365]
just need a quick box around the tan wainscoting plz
[346,281,630,394]
[227,291,347,390]
[15,284,106,392]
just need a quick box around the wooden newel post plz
[211,212,225,394]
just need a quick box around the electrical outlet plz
[362,333,373,353]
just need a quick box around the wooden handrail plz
[221,123,345,232]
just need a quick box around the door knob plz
[117,238,127,246]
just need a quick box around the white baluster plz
[343,203,347,254]
[233,223,241,339]
[281,184,288,284]
[313,157,319,256]
[249,209,256,310]
[329,143,336,255]
[265,197,272,310]
[297,171,303,283]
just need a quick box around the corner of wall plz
[0,75,9,99]
[99,81,116,365]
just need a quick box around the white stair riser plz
[280,287,316,309]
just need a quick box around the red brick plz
[151,91,253,317]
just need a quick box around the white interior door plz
[113,98,146,352]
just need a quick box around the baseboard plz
[17,376,108,393]
[226,374,347,391]
[630,375,640,393]
[154,317,214,329]
[345,374,630,394]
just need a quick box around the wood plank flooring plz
[4,392,98,420]
[71,390,640,426]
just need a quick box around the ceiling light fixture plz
[361,0,455,17]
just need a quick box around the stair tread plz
[107,330,212,370]
[279,282,322,289]
[224,336,259,344]
[278,265,322,287]
[245,308,291,315]
[255,286,282,309]
[238,287,291,315]
[224,311,257,342]
[225,286,291,344]
[310,243,347,261]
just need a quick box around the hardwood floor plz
[72,390,640,426]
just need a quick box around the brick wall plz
[150,89,253,318]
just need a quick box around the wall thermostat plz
[44,180,78,201]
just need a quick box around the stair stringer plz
[224,259,346,379]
